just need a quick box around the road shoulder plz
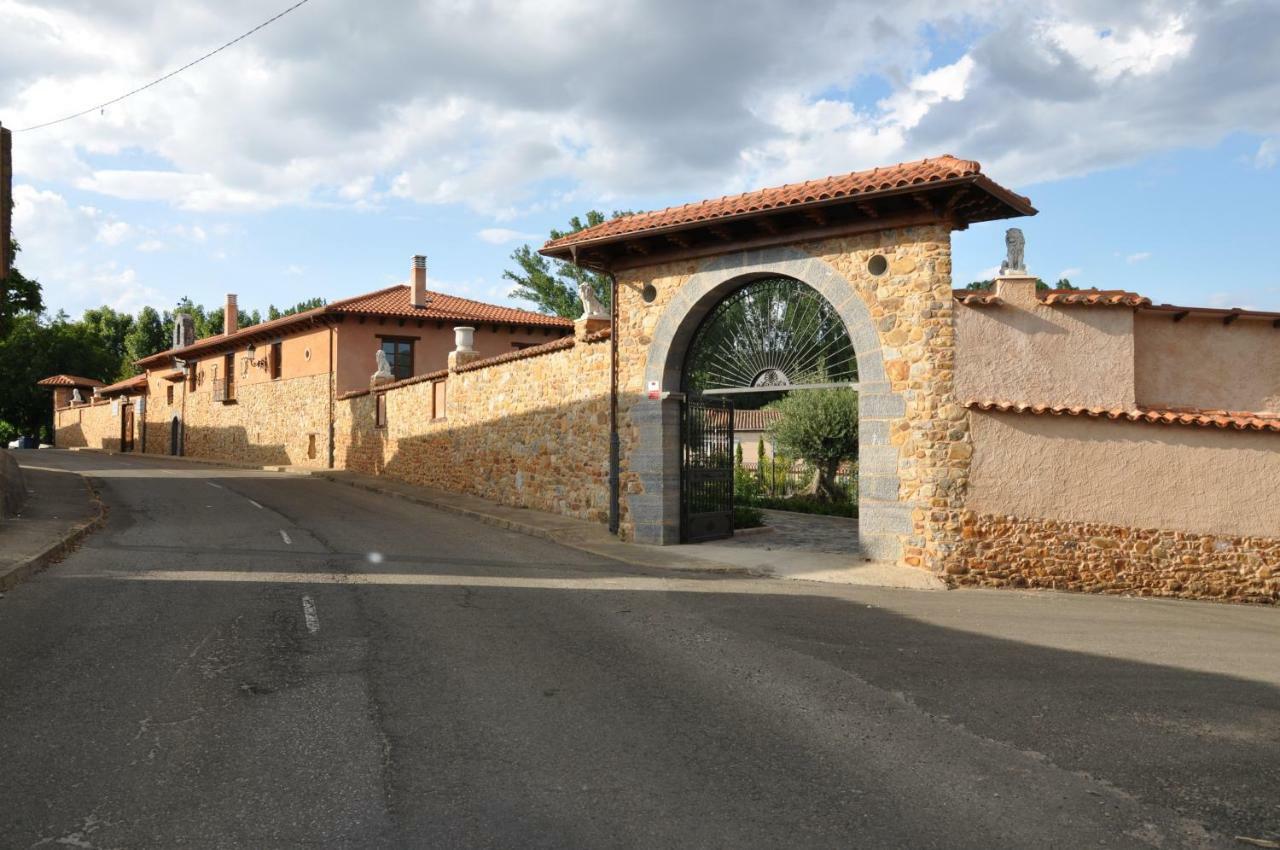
[0,460,105,592]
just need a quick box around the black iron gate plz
[681,396,734,543]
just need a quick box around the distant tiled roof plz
[37,374,105,388]
[95,374,149,396]
[967,400,1280,433]
[734,409,782,432]
[137,284,571,367]
[544,156,1032,252]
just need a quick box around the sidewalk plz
[0,461,104,592]
[314,469,943,591]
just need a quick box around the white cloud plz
[1126,251,1152,264]
[477,228,540,245]
[1059,267,1083,279]
[137,239,166,252]
[1255,139,1279,169]
[285,264,304,276]
[95,220,132,245]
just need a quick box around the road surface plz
[1,450,1277,848]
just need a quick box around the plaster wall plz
[967,410,1280,538]
[955,279,1136,408]
[1135,312,1280,413]
[334,322,567,396]
[53,400,126,451]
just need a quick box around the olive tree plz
[766,388,858,501]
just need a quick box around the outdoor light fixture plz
[246,343,257,360]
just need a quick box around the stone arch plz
[634,245,911,560]
[169,413,183,456]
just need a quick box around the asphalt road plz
[1,451,1277,849]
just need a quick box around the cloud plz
[477,228,540,245]
[1126,252,1152,264]
[1255,139,1279,169]
[2,0,1279,220]
[137,239,166,252]
[1059,267,1083,279]
[95,220,132,245]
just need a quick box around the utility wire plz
[16,0,313,133]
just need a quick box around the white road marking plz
[206,481,222,489]
[301,595,320,633]
[247,499,265,510]
[279,529,292,545]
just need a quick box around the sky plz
[3,0,1280,318]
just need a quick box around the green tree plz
[1,240,45,338]
[966,278,1079,292]
[122,307,168,375]
[267,297,326,321]
[0,313,117,439]
[81,306,134,379]
[766,388,859,502]
[504,211,632,318]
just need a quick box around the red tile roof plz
[967,400,1280,433]
[953,290,1003,306]
[1040,289,1151,307]
[734,409,782,432]
[95,374,149,396]
[137,284,571,367]
[37,374,105,388]
[544,156,1033,252]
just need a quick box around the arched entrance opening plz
[170,415,182,456]
[678,276,859,543]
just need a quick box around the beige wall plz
[53,399,128,451]
[967,409,1280,538]
[337,334,612,522]
[956,278,1136,408]
[335,322,567,395]
[1135,312,1280,413]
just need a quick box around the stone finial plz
[371,348,394,388]
[448,326,481,371]
[71,388,84,404]
[578,282,608,321]
[1000,228,1027,275]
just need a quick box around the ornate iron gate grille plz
[681,397,734,543]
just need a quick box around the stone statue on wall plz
[1001,227,1026,275]
[71,388,83,404]
[578,281,609,320]
[373,348,394,380]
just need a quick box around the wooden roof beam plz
[856,201,879,219]
[1224,309,1242,326]
[1172,310,1189,322]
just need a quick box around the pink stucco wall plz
[955,278,1136,408]
[1135,312,1280,414]
[966,410,1280,539]
[334,322,566,395]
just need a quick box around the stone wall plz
[0,449,25,518]
[337,332,612,521]
[53,400,126,451]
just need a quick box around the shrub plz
[733,504,764,529]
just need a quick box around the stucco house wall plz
[53,399,126,451]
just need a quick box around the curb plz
[0,476,107,593]
[68,447,312,475]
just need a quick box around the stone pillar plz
[993,272,1038,306]
[575,316,610,341]
[448,326,481,371]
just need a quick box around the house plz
[45,255,572,463]
[733,409,780,462]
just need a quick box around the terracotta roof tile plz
[455,335,576,373]
[95,374,149,396]
[137,284,572,366]
[37,374,106,388]
[734,409,782,432]
[545,156,1029,251]
[1040,289,1151,307]
[952,290,1003,306]
[966,400,1280,433]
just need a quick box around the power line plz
[16,0,314,133]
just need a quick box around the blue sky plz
[5,1,1280,316]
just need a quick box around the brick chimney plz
[411,255,428,308]
[225,294,238,336]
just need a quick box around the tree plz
[122,307,168,375]
[1,240,44,338]
[267,297,327,321]
[766,388,859,502]
[966,278,1078,291]
[81,306,134,379]
[504,211,632,318]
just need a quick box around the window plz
[166,385,174,405]
[271,342,283,380]
[223,353,235,401]
[379,337,414,381]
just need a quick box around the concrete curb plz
[67,447,312,475]
[0,476,106,593]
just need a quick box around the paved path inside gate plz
[722,508,861,555]
[1,449,1277,849]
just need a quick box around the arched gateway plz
[539,155,1034,567]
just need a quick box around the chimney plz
[411,254,428,308]
[225,293,238,336]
